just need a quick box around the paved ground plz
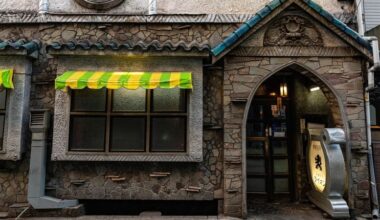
[16,201,328,220]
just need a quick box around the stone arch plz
[240,60,351,216]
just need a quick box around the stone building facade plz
[0,0,375,218]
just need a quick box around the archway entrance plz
[245,66,343,213]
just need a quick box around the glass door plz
[246,96,293,201]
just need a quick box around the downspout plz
[27,110,78,209]
[364,37,380,219]
[39,0,48,14]
[356,0,380,217]
[148,0,157,15]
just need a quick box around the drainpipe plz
[356,0,380,217]
[355,0,365,36]
[148,0,157,15]
[363,36,380,219]
[39,0,49,14]
[27,110,78,209]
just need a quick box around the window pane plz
[273,159,288,174]
[274,178,289,193]
[70,116,106,151]
[0,115,5,150]
[272,140,288,155]
[152,88,186,112]
[110,117,145,152]
[247,141,264,155]
[247,177,266,193]
[151,117,186,152]
[0,90,6,110]
[247,159,265,174]
[71,89,106,112]
[112,88,146,112]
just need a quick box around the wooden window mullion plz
[105,90,112,152]
[146,90,151,153]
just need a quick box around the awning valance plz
[0,69,14,89]
[55,71,192,90]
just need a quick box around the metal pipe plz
[355,0,365,35]
[148,0,157,15]
[39,0,49,14]
[363,36,380,219]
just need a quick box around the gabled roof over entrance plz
[211,0,372,62]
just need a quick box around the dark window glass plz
[0,90,6,110]
[110,117,146,152]
[72,88,107,112]
[152,88,186,112]
[69,89,187,153]
[70,116,106,151]
[151,117,186,152]
[0,115,5,150]
[112,88,146,112]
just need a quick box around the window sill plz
[51,151,202,162]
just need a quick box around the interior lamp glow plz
[310,86,320,92]
[280,82,288,97]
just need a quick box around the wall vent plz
[30,110,50,132]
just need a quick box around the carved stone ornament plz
[74,0,125,10]
[264,15,323,46]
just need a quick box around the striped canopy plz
[0,69,14,89]
[55,71,193,90]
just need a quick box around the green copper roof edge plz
[211,0,371,57]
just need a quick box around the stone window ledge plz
[51,153,202,162]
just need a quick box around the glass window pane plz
[70,116,106,151]
[247,141,264,155]
[274,178,289,193]
[247,159,265,174]
[112,88,146,112]
[274,159,288,174]
[151,117,186,152]
[0,90,6,110]
[152,88,186,112]
[71,89,106,112]
[247,178,266,193]
[0,115,5,150]
[110,117,145,152]
[272,140,288,155]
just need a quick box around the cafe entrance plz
[246,67,334,205]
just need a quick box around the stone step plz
[0,212,8,218]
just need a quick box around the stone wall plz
[0,23,232,215]
[222,56,370,217]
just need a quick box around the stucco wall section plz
[48,0,148,14]
[157,0,352,15]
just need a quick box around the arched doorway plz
[243,63,346,213]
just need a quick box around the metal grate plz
[30,110,50,131]
[30,112,44,127]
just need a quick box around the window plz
[69,88,187,153]
[0,89,6,151]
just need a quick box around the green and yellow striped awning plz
[55,71,193,90]
[0,69,14,89]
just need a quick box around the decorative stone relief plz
[74,0,125,10]
[264,15,323,47]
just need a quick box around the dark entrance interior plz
[246,69,334,207]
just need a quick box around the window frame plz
[51,56,203,162]
[68,89,188,153]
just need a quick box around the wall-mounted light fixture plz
[310,86,320,92]
[280,82,288,97]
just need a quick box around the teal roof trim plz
[211,0,371,57]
